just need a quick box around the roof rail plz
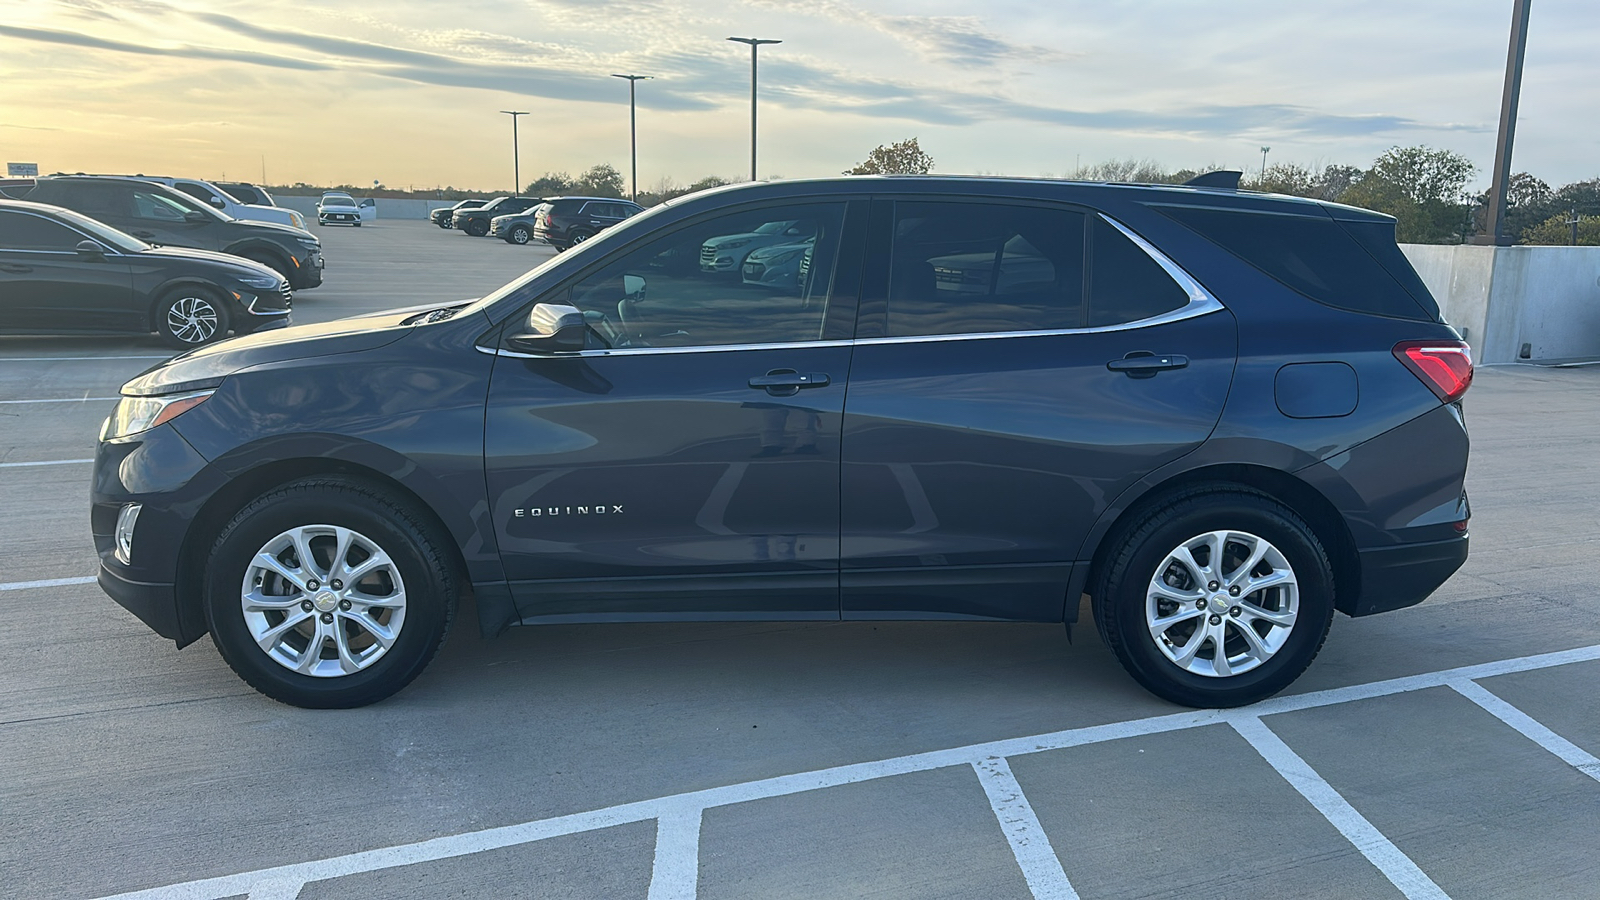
[1183,170,1243,190]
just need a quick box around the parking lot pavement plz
[2,222,1598,899]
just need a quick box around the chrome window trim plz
[479,209,1225,359]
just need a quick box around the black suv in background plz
[92,175,1470,709]
[432,199,485,229]
[454,196,542,237]
[0,199,290,347]
[531,196,643,250]
[26,176,324,290]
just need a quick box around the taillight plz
[1394,340,1472,403]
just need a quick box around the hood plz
[139,246,283,279]
[236,218,318,242]
[704,231,795,249]
[120,306,449,396]
[747,239,813,260]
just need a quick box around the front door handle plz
[0,263,32,274]
[749,369,831,396]
[1107,351,1189,378]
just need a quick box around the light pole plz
[1260,146,1271,181]
[500,110,529,194]
[611,74,652,202]
[1475,0,1533,245]
[727,37,781,182]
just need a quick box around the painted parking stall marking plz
[84,643,1600,900]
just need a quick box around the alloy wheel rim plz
[1145,530,1298,678]
[240,524,407,678]
[512,227,528,244]
[167,296,219,343]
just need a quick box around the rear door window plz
[1154,204,1438,321]
[0,211,82,251]
[1087,218,1192,327]
[883,201,1086,337]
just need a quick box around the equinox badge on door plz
[513,505,625,518]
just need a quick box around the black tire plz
[203,477,456,708]
[1092,485,1334,708]
[509,225,531,245]
[241,251,293,283]
[465,219,489,237]
[155,285,230,348]
[437,219,451,229]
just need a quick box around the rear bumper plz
[1345,534,1469,617]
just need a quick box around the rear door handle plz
[749,370,831,396]
[1107,352,1188,378]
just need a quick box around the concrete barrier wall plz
[1401,244,1600,364]
[275,196,465,220]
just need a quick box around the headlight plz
[100,390,214,441]
[764,249,803,265]
[297,237,320,249]
[291,211,306,228]
[237,272,281,289]
[720,240,750,249]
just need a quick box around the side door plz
[839,199,1238,621]
[358,198,376,221]
[484,199,864,622]
[585,201,627,233]
[124,186,220,250]
[0,209,135,331]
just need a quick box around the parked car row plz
[0,174,335,347]
[432,194,646,249]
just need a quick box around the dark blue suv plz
[92,175,1472,709]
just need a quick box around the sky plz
[1,0,1596,193]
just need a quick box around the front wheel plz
[204,478,455,708]
[509,225,531,245]
[156,286,229,348]
[465,219,489,237]
[1093,487,1334,708]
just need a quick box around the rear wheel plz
[155,286,229,348]
[203,478,455,708]
[1093,487,1334,708]
[570,229,593,245]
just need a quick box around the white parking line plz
[647,808,703,900]
[0,396,119,404]
[0,576,97,591]
[0,458,93,468]
[84,642,1600,900]
[973,756,1078,900]
[1231,716,1450,900]
[1448,679,1600,784]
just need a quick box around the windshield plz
[460,199,678,321]
[159,187,231,222]
[323,197,356,207]
[55,207,148,253]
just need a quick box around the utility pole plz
[611,74,652,202]
[500,110,529,194]
[1475,0,1533,245]
[1260,146,1271,181]
[727,37,781,182]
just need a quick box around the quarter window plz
[559,202,847,349]
[885,201,1086,337]
[1087,218,1192,327]
[131,189,189,221]
[0,211,83,251]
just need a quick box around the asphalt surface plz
[2,220,1598,900]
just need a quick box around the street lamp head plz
[611,74,653,82]
[727,36,782,46]
[500,110,529,116]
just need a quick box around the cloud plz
[0,23,334,72]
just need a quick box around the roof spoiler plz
[1183,170,1243,190]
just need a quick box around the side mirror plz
[183,210,209,224]
[507,303,588,354]
[75,240,107,259]
[623,274,646,301]
[208,196,226,209]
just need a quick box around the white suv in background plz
[143,176,308,230]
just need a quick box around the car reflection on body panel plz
[926,235,1055,294]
